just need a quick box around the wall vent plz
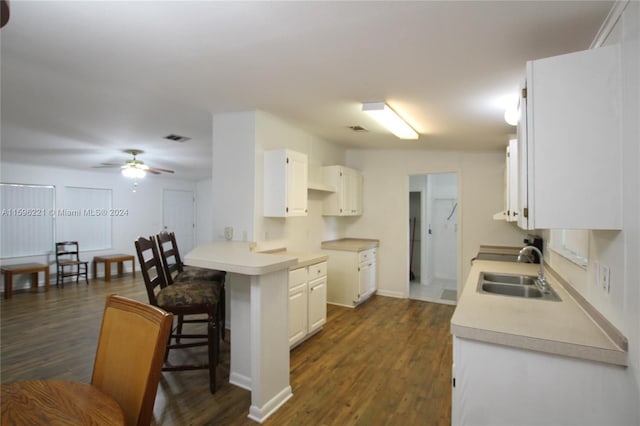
[164,134,191,143]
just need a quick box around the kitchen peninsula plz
[185,241,297,423]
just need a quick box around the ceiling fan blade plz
[92,163,121,168]
[147,167,175,174]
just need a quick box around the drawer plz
[308,261,327,280]
[289,267,308,288]
[358,248,376,263]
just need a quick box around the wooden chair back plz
[156,231,183,284]
[91,294,173,426]
[55,241,89,286]
[55,241,81,262]
[134,236,168,306]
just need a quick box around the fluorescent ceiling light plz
[121,165,147,179]
[362,102,419,140]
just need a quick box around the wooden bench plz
[1,263,50,299]
[92,254,135,282]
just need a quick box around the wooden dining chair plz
[156,231,227,340]
[55,241,89,287]
[134,235,220,394]
[91,294,173,426]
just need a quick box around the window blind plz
[0,183,56,258]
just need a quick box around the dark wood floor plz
[1,275,455,425]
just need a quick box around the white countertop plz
[258,248,328,269]
[451,259,627,366]
[185,241,298,276]
[321,238,379,252]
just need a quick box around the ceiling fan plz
[95,149,175,178]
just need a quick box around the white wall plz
[1,162,197,288]
[255,111,346,252]
[344,149,529,298]
[210,110,348,252]
[196,178,213,244]
[211,111,257,242]
[543,2,640,418]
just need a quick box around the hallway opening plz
[408,173,458,305]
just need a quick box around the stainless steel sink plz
[481,283,543,298]
[482,272,537,286]
[477,272,561,301]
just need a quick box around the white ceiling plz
[0,1,613,180]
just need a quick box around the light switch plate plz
[600,264,611,293]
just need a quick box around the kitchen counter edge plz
[321,238,379,252]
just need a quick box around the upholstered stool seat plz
[157,281,220,307]
[174,267,226,284]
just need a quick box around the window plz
[550,229,589,268]
[1,183,55,258]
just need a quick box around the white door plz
[432,198,457,282]
[163,189,195,255]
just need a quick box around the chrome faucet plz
[518,246,549,291]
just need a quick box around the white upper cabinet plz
[264,149,308,217]
[322,165,363,216]
[519,44,622,230]
[506,138,519,223]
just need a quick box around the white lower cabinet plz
[325,247,377,307]
[452,336,635,426]
[307,275,327,335]
[289,261,327,348]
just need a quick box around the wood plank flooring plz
[1,275,455,425]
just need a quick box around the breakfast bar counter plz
[185,241,297,423]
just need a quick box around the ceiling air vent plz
[348,125,368,132]
[164,134,191,143]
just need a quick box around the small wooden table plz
[1,380,125,425]
[1,263,50,299]
[93,254,135,282]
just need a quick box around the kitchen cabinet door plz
[519,45,621,230]
[289,283,307,347]
[506,139,519,222]
[289,266,308,347]
[264,149,308,217]
[357,261,375,303]
[308,275,327,334]
[322,166,363,216]
[357,249,376,303]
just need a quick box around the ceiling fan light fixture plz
[121,166,147,179]
[362,101,418,140]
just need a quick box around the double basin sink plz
[477,272,561,302]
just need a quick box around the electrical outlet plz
[600,264,611,293]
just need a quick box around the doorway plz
[163,189,195,255]
[408,173,458,305]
